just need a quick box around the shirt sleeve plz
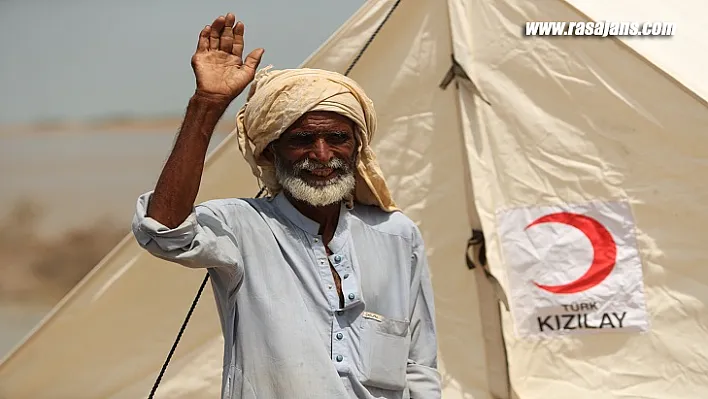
[131,191,244,287]
[406,226,442,398]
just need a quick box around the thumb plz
[243,48,265,72]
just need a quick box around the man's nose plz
[309,138,333,163]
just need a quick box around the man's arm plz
[132,13,263,276]
[146,13,264,229]
[406,229,442,398]
[146,92,229,228]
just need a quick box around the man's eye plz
[289,135,314,145]
[327,133,350,144]
[285,132,351,146]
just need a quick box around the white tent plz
[2,0,707,398]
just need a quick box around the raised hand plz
[191,13,265,101]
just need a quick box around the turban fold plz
[234,67,398,212]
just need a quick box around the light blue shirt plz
[132,191,441,399]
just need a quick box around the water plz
[0,130,230,237]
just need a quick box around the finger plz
[243,48,265,72]
[209,15,225,50]
[220,13,235,53]
[196,25,210,52]
[231,21,245,61]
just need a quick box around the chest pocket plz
[358,315,411,391]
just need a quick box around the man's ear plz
[263,144,275,163]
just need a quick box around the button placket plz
[312,236,340,311]
[331,325,348,369]
[329,255,361,310]
[329,252,353,370]
[332,326,347,366]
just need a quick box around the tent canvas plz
[2,0,707,398]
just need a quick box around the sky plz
[0,0,364,125]
[0,0,365,234]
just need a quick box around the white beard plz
[274,156,356,207]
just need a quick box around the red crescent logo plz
[525,212,617,294]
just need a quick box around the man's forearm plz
[147,91,231,228]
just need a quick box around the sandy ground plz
[0,201,126,305]
[0,127,230,357]
[0,202,126,359]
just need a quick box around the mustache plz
[292,157,351,173]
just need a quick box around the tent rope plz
[344,0,402,76]
[147,272,210,399]
[147,187,265,398]
[148,0,403,394]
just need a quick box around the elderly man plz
[132,13,440,399]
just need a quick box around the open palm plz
[191,13,264,100]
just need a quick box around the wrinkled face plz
[267,111,358,207]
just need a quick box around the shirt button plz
[314,238,319,243]
[335,355,343,362]
[336,310,344,316]
[336,333,343,340]
[348,293,355,300]
[343,274,349,279]
[334,255,342,263]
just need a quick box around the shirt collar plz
[273,193,320,235]
[328,206,351,254]
[272,192,351,240]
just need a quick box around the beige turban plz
[234,67,398,212]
